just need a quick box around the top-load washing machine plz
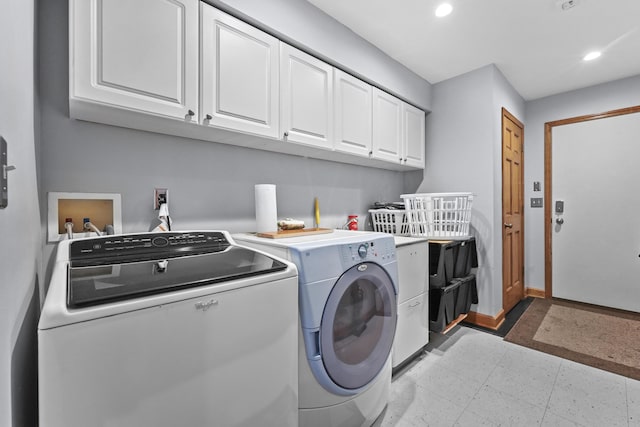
[38,231,299,427]
[234,230,398,427]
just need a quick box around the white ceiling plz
[307,0,640,100]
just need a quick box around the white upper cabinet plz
[200,4,279,138]
[69,0,199,122]
[402,103,426,168]
[280,43,334,150]
[372,88,403,163]
[333,69,372,157]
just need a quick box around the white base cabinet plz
[393,237,429,368]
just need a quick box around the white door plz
[70,0,199,121]
[333,69,372,157]
[372,88,402,164]
[402,102,426,169]
[552,112,640,313]
[200,4,279,138]
[280,43,334,149]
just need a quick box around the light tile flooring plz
[377,326,640,427]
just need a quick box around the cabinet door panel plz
[403,103,426,168]
[280,44,333,149]
[201,4,279,138]
[334,70,372,156]
[70,0,198,120]
[372,88,402,163]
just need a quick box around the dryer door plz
[320,262,397,391]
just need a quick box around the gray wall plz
[38,0,431,284]
[524,74,640,292]
[0,0,41,426]
[419,64,525,317]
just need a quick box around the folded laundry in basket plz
[370,201,405,210]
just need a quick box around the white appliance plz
[234,230,398,427]
[392,236,430,368]
[38,231,299,427]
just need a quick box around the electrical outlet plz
[154,188,168,210]
[531,198,543,208]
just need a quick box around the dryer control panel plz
[340,237,396,265]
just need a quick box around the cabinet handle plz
[368,151,373,157]
[283,132,289,140]
[187,109,195,117]
[205,114,213,120]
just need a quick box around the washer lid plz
[68,247,287,308]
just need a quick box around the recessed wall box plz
[48,192,122,242]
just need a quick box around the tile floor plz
[377,326,640,427]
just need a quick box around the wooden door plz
[70,0,199,121]
[200,4,279,137]
[502,109,525,313]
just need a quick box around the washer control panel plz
[70,231,230,266]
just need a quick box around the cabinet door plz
[402,103,426,169]
[372,88,403,163]
[392,293,429,368]
[333,69,372,156]
[200,4,279,138]
[280,43,334,150]
[70,0,199,121]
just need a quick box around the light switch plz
[533,181,541,192]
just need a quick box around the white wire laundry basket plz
[400,192,474,239]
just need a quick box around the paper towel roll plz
[255,184,277,233]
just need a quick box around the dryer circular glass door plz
[320,262,397,390]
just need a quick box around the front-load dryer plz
[234,230,398,427]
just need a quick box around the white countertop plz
[393,235,429,247]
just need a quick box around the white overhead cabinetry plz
[69,0,199,122]
[372,88,403,163]
[280,44,334,150]
[372,88,426,168]
[200,4,279,138]
[333,69,373,157]
[69,1,424,170]
[402,103,426,169]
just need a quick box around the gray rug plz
[504,298,640,380]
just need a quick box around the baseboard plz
[465,309,505,331]
[525,287,545,298]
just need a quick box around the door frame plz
[544,105,640,297]
[502,108,525,312]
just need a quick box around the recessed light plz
[435,3,453,17]
[583,51,601,61]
